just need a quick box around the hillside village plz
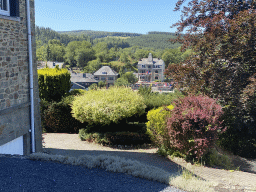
[38,53,174,92]
[1,1,256,191]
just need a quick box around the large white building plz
[137,53,165,82]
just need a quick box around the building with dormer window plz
[137,53,165,82]
[93,66,119,87]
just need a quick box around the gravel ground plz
[0,156,185,192]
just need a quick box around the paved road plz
[0,156,185,192]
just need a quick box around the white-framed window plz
[0,0,10,16]
[101,77,106,81]
[108,77,114,80]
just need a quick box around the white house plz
[137,53,165,82]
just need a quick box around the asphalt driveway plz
[0,156,185,192]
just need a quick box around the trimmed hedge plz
[83,122,147,134]
[41,89,87,133]
[38,67,71,102]
[79,129,151,146]
[105,132,151,145]
[138,86,184,111]
[146,105,174,149]
[71,86,146,125]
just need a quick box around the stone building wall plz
[0,0,42,155]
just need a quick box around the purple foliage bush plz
[166,95,226,160]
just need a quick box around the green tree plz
[98,81,106,88]
[114,78,129,86]
[75,47,96,68]
[122,71,138,84]
[65,41,79,67]
[65,41,94,67]
[93,42,113,62]
[36,41,47,61]
[114,72,138,86]
[84,58,102,73]
[167,0,256,157]
[162,48,182,68]
[47,39,66,62]
[134,49,149,60]
[119,52,129,63]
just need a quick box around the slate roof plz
[71,82,86,90]
[94,66,118,76]
[138,53,164,65]
[70,72,98,83]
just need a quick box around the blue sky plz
[35,0,182,34]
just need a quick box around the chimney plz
[148,53,153,62]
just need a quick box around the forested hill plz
[125,33,181,50]
[36,26,92,46]
[36,26,181,50]
[58,30,141,39]
[59,29,181,49]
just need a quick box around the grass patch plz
[202,146,239,170]
[29,153,175,184]
[29,153,216,192]
[157,144,239,171]
[169,174,216,192]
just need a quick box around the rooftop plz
[138,53,164,65]
[94,66,118,76]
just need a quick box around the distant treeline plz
[125,33,181,50]
[36,26,191,76]
[36,26,182,50]
[58,30,141,39]
[36,26,92,46]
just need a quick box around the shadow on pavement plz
[0,156,183,192]
[232,156,256,174]
[43,147,182,175]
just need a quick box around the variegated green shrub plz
[71,87,146,125]
[146,105,174,149]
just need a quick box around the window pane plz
[3,0,6,10]
[0,0,7,11]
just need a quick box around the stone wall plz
[0,0,42,155]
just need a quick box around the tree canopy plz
[166,0,256,157]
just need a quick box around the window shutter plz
[10,0,19,17]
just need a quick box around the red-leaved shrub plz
[166,95,226,160]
